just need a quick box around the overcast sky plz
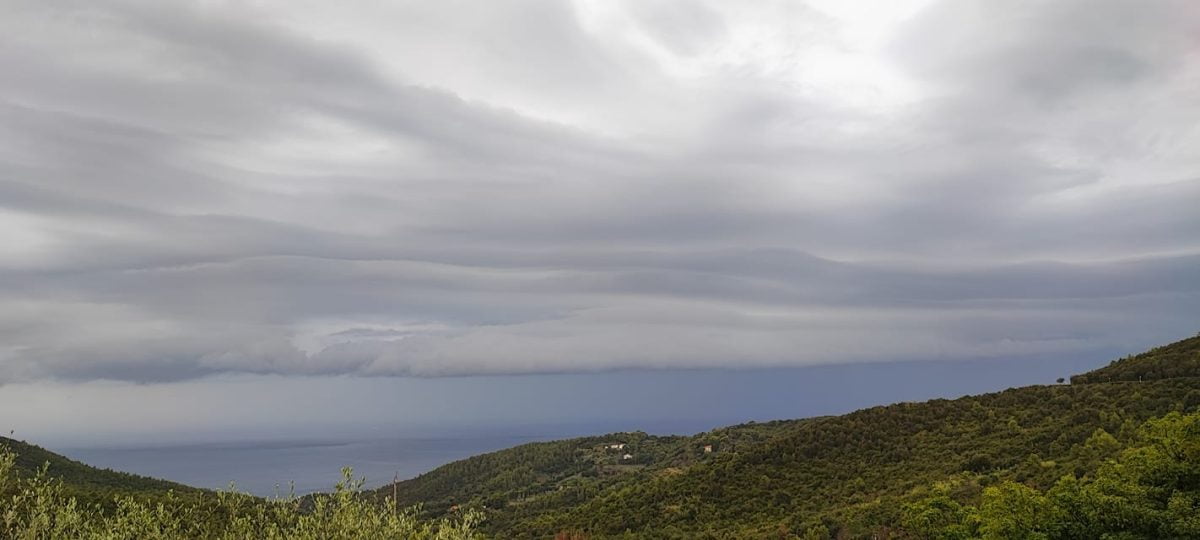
[1,1,1199,441]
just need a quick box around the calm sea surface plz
[59,436,543,496]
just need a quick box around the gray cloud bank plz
[1,0,1198,383]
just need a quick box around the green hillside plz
[1071,334,1200,384]
[0,438,483,538]
[378,420,808,530]
[382,333,1200,538]
[0,435,196,507]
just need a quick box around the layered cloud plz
[1,0,1198,382]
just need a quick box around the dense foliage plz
[515,379,1199,538]
[0,436,194,511]
[381,334,1200,538]
[0,451,482,539]
[1072,334,1200,384]
[902,410,1200,539]
[379,421,806,532]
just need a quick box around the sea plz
[59,435,546,496]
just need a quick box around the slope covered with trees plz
[1072,334,1200,384]
[377,421,807,532]
[0,446,483,539]
[383,333,1200,538]
[900,410,1200,539]
[545,378,1198,538]
[0,435,195,508]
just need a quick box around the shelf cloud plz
[1,0,1198,383]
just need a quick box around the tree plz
[977,481,1058,539]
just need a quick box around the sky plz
[1,0,1198,445]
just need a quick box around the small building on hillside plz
[607,443,626,450]
[621,453,634,460]
[703,444,714,453]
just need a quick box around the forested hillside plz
[0,435,195,507]
[1072,334,1200,384]
[378,420,808,531]
[384,333,1200,538]
[0,443,482,539]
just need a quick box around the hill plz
[378,420,809,529]
[0,441,483,539]
[1071,333,1200,384]
[382,333,1200,538]
[0,436,195,507]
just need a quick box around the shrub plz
[0,450,481,539]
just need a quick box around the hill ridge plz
[0,435,197,507]
[378,332,1200,537]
